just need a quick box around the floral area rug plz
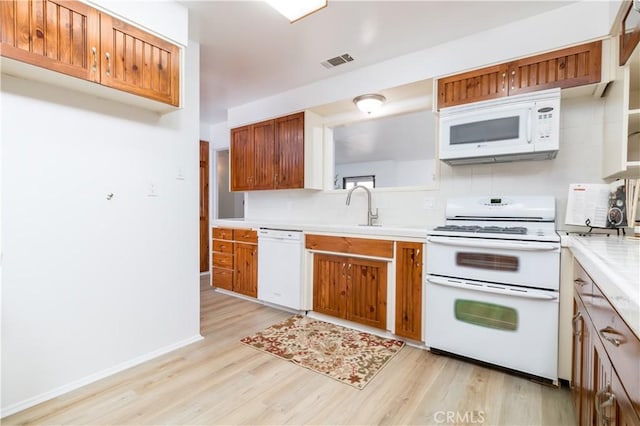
[240,315,404,390]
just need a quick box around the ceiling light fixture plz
[265,0,328,23]
[353,94,386,114]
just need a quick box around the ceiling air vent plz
[321,53,354,69]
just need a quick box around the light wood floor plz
[5,276,576,425]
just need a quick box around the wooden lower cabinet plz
[572,260,640,426]
[233,242,257,298]
[313,253,387,330]
[394,242,423,341]
[211,227,258,298]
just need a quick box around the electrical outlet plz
[148,183,158,197]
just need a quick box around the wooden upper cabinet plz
[230,112,307,191]
[437,64,509,109]
[395,242,423,341]
[230,126,252,191]
[275,112,305,189]
[100,14,179,106]
[0,0,100,81]
[437,41,602,109]
[251,120,276,190]
[0,0,180,107]
[508,41,602,96]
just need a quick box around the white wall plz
[1,29,200,422]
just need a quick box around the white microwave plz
[438,88,561,165]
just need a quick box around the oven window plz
[450,116,520,145]
[456,252,519,271]
[454,299,518,331]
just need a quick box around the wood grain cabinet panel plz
[230,112,306,191]
[0,0,100,81]
[211,227,258,298]
[305,234,394,258]
[233,242,257,298]
[313,254,347,319]
[508,41,601,96]
[572,259,640,426]
[275,112,305,189]
[395,242,423,341]
[100,14,179,106]
[437,41,602,109]
[346,258,387,330]
[437,64,508,108]
[312,253,388,330]
[1,0,180,107]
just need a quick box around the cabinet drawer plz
[573,261,593,304]
[305,234,394,258]
[234,229,257,243]
[212,253,233,269]
[213,227,234,240]
[589,282,640,413]
[212,239,232,253]
[212,267,233,290]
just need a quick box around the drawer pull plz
[572,312,582,336]
[599,326,625,347]
[574,278,587,286]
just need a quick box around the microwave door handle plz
[527,108,533,143]
[427,277,558,300]
[427,236,558,252]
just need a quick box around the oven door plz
[424,275,558,381]
[426,236,560,290]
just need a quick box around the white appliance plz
[257,228,305,310]
[425,196,560,382]
[439,88,561,165]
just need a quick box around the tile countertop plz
[562,234,640,339]
[212,219,429,240]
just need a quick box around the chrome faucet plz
[345,185,379,226]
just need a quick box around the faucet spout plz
[345,185,378,226]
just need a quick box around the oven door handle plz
[426,236,558,252]
[427,277,558,301]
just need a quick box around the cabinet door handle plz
[599,326,625,347]
[572,312,582,336]
[501,72,506,92]
[574,278,587,286]
[105,52,111,76]
[274,173,278,186]
[511,69,516,90]
[91,47,97,71]
[595,383,615,426]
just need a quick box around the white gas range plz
[425,196,560,383]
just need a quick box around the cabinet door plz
[593,335,616,426]
[251,120,276,190]
[313,254,347,319]
[1,0,100,81]
[346,257,387,330]
[233,242,257,298]
[230,126,252,191]
[508,41,601,96]
[572,298,585,424]
[275,112,305,189]
[437,64,509,109]
[100,14,179,106]
[611,370,640,426]
[395,242,423,340]
[582,315,595,426]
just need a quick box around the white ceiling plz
[182,1,575,124]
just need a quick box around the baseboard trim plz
[1,334,204,418]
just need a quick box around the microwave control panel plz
[535,105,557,140]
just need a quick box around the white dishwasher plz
[257,228,305,310]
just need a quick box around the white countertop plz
[213,218,429,240]
[562,234,640,339]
